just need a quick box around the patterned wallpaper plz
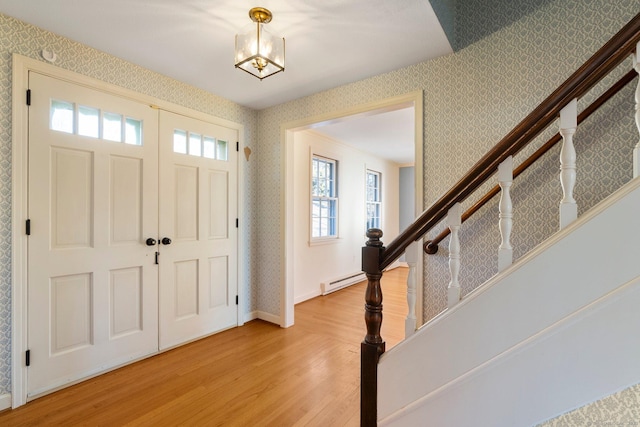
[428,0,455,49]
[421,0,638,323]
[0,0,637,408]
[454,0,556,50]
[538,383,640,426]
[429,0,557,51]
[0,13,258,396]
[255,0,639,320]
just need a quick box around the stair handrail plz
[378,12,640,270]
[361,12,640,427]
[423,69,638,255]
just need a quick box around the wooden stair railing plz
[360,12,640,427]
[423,69,638,255]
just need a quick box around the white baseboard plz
[295,289,321,304]
[244,310,283,326]
[244,310,259,323]
[257,311,281,325]
[0,393,11,411]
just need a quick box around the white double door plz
[26,72,238,398]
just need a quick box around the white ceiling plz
[312,106,416,165]
[0,0,451,163]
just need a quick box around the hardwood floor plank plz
[0,267,408,426]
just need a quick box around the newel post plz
[361,228,385,427]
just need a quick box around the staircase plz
[378,178,640,425]
[359,12,640,426]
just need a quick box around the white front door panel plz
[158,110,238,350]
[27,72,159,397]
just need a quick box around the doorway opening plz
[281,91,424,329]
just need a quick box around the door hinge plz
[26,219,31,236]
[236,218,239,228]
[26,350,30,367]
[26,89,31,106]
[235,295,238,305]
[236,141,239,152]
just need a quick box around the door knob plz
[145,238,157,246]
[161,237,172,245]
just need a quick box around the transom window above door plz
[50,99,143,145]
[172,129,228,161]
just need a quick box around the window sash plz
[366,201,381,229]
[366,170,381,230]
[311,156,338,239]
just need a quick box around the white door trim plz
[280,90,424,328]
[11,53,246,408]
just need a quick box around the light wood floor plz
[0,267,408,426]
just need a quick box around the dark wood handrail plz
[361,12,640,427]
[423,69,638,255]
[379,12,640,270]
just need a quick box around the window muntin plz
[311,155,338,239]
[366,170,381,230]
[49,98,143,145]
[172,129,228,161]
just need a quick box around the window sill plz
[308,237,341,247]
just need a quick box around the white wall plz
[398,167,415,231]
[293,130,399,303]
[398,166,415,263]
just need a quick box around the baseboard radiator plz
[321,272,366,295]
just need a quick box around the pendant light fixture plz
[234,7,285,80]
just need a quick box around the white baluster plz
[559,98,578,229]
[404,242,418,338]
[447,203,462,309]
[498,156,513,272]
[633,42,640,178]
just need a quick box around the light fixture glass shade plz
[235,15,285,80]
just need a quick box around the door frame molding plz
[11,54,246,407]
[280,90,424,328]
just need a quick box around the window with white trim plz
[50,98,143,145]
[311,155,338,239]
[172,129,228,160]
[366,170,381,230]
